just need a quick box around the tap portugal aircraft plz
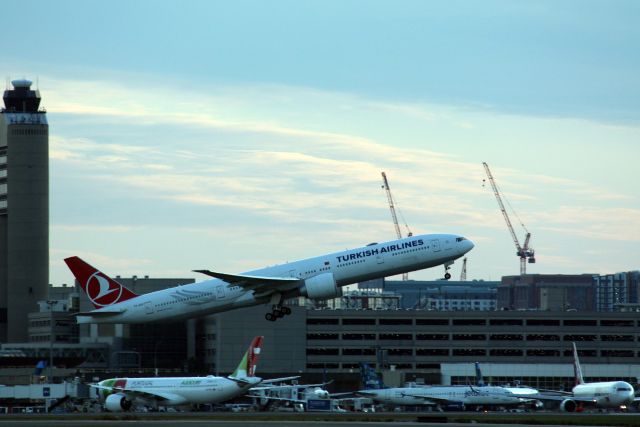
[65,233,474,323]
[93,336,270,411]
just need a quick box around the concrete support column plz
[187,319,196,359]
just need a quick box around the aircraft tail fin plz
[230,336,264,379]
[360,362,384,389]
[572,342,584,385]
[475,362,485,386]
[64,256,139,309]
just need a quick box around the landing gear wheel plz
[265,312,275,321]
[274,309,285,318]
[444,272,451,280]
[282,306,291,315]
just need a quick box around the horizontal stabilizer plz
[74,309,126,317]
[259,376,301,385]
[227,375,261,385]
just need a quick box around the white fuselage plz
[572,381,635,408]
[359,385,524,407]
[98,375,260,406]
[79,233,473,323]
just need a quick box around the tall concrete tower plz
[0,79,49,343]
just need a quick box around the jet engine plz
[300,273,341,300]
[307,387,330,399]
[559,398,577,412]
[105,393,132,412]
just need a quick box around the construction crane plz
[460,257,467,281]
[482,162,536,275]
[381,171,412,280]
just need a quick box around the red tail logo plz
[247,336,264,377]
[64,256,138,309]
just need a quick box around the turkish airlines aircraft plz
[94,336,266,411]
[65,233,474,323]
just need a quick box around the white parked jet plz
[356,362,530,409]
[94,336,268,411]
[357,385,525,409]
[65,233,473,323]
[544,343,638,412]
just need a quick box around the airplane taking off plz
[93,336,266,411]
[65,233,474,323]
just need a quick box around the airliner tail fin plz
[64,256,139,309]
[230,336,264,379]
[475,362,485,386]
[572,342,584,385]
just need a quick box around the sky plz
[2,0,639,286]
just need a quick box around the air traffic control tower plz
[0,79,49,342]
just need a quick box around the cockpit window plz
[456,237,466,242]
[617,387,632,392]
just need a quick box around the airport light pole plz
[46,299,55,412]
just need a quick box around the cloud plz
[40,73,640,283]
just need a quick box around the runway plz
[0,412,638,427]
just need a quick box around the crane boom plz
[482,163,522,253]
[482,162,535,275]
[381,172,403,241]
[381,172,411,280]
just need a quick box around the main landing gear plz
[442,261,453,280]
[265,305,291,322]
[265,293,292,321]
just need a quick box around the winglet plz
[64,257,139,309]
[230,336,264,379]
[572,342,584,385]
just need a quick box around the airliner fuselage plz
[73,233,473,323]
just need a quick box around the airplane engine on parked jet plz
[105,393,132,412]
[300,273,341,300]
[559,399,577,412]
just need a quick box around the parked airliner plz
[544,343,638,412]
[356,363,527,409]
[357,385,525,409]
[93,336,266,411]
[65,233,473,323]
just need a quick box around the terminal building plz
[5,276,638,394]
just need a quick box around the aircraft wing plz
[399,391,454,405]
[246,394,306,403]
[91,384,187,404]
[522,392,597,404]
[194,270,300,297]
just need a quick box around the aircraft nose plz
[626,389,635,402]
[461,238,475,254]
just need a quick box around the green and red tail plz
[231,336,264,379]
